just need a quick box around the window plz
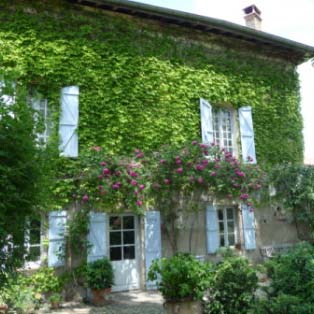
[212,109,234,154]
[31,99,50,144]
[217,206,237,247]
[200,99,256,163]
[109,215,136,261]
[24,218,41,267]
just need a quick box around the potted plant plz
[86,257,114,306]
[0,295,8,314]
[48,293,62,309]
[148,253,212,314]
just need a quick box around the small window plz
[31,98,50,144]
[25,218,41,266]
[213,109,234,154]
[109,215,136,261]
[217,207,237,247]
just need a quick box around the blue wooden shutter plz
[200,98,214,145]
[48,211,67,267]
[59,86,79,157]
[241,204,256,250]
[206,204,219,254]
[144,211,161,290]
[238,106,256,163]
[87,212,107,263]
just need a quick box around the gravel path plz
[40,291,164,314]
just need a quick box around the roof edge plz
[71,0,314,62]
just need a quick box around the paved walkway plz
[40,291,164,314]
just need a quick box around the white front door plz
[109,215,140,292]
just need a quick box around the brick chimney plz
[243,5,262,30]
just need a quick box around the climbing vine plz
[270,164,314,239]
[0,1,303,209]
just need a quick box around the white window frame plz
[217,206,238,248]
[24,218,42,269]
[212,108,238,156]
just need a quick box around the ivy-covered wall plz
[0,0,303,165]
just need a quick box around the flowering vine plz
[74,141,264,214]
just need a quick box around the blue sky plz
[130,0,314,163]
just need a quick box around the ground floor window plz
[217,206,237,247]
[24,218,41,266]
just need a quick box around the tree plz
[0,85,43,282]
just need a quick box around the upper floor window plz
[200,98,256,164]
[212,109,234,154]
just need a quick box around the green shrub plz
[252,294,314,314]
[265,242,314,301]
[28,267,62,294]
[148,253,212,301]
[86,258,114,290]
[1,273,40,313]
[204,255,258,314]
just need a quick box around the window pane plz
[123,231,135,245]
[110,231,121,245]
[219,222,224,232]
[227,222,235,233]
[123,216,134,229]
[220,235,225,247]
[110,247,122,261]
[110,216,121,230]
[227,208,234,220]
[29,230,40,245]
[30,219,40,229]
[228,234,235,246]
[27,246,40,262]
[218,209,223,220]
[123,246,135,259]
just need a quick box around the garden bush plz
[1,267,63,313]
[252,242,314,313]
[252,294,314,314]
[204,254,258,314]
[148,253,212,301]
[1,273,40,313]
[28,267,62,295]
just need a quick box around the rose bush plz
[74,141,264,214]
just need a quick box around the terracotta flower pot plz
[0,304,8,314]
[50,301,60,309]
[91,287,111,306]
[164,299,202,314]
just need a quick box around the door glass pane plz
[227,222,234,233]
[227,208,234,219]
[110,247,122,261]
[220,234,225,247]
[110,231,122,245]
[218,209,223,220]
[110,216,121,230]
[123,231,134,245]
[123,216,134,229]
[228,234,235,246]
[123,246,135,259]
